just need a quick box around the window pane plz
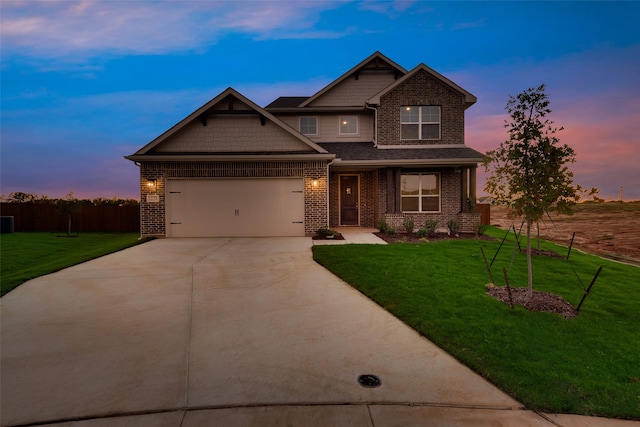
[339,116,357,134]
[422,124,440,139]
[401,175,420,196]
[401,106,419,122]
[402,197,419,212]
[421,106,440,123]
[420,174,439,195]
[401,124,419,140]
[300,117,317,134]
[422,196,440,212]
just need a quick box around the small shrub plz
[316,227,333,236]
[377,219,396,235]
[416,227,429,238]
[474,222,488,237]
[424,219,438,237]
[447,219,460,235]
[316,227,340,238]
[403,217,415,234]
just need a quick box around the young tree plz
[56,191,80,237]
[484,84,591,300]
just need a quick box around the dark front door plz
[340,175,359,226]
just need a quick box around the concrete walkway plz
[1,238,637,426]
[312,227,388,245]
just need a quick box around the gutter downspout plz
[365,102,378,147]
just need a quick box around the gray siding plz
[279,114,375,143]
[308,72,397,107]
[152,117,314,153]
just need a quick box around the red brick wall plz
[373,167,478,233]
[377,69,466,146]
[139,163,166,237]
[328,170,377,228]
[139,160,329,237]
[303,164,330,235]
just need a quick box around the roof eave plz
[265,106,367,114]
[330,158,483,168]
[125,153,337,162]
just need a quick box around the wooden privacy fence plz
[477,203,491,225]
[0,203,140,232]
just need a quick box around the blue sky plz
[2,0,639,200]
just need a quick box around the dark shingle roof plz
[318,142,484,164]
[265,96,309,109]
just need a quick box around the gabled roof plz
[126,88,332,161]
[367,63,477,108]
[298,51,408,108]
[265,96,309,109]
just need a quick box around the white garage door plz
[166,178,304,237]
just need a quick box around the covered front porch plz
[326,166,480,233]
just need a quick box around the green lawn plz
[1,232,150,296]
[313,227,640,420]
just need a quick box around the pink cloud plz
[468,94,640,201]
[0,1,349,59]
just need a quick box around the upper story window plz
[339,116,358,135]
[401,172,441,212]
[400,106,441,140]
[299,116,317,135]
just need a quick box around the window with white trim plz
[299,116,317,135]
[400,106,441,140]
[339,116,358,135]
[401,173,440,212]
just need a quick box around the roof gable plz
[367,63,477,108]
[299,51,407,108]
[130,88,328,156]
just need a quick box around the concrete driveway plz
[1,238,635,426]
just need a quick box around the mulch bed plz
[375,232,493,244]
[487,285,577,318]
[521,248,565,259]
[312,233,345,240]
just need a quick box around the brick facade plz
[139,160,329,237]
[328,170,378,228]
[130,55,482,238]
[377,69,466,146]
[326,167,478,233]
[377,168,468,230]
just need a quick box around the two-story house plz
[126,52,483,238]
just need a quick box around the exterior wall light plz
[146,179,157,191]
[312,180,319,188]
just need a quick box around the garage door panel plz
[167,179,304,237]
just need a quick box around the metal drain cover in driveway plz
[357,374,381,388]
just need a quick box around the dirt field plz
[490,201,640,266]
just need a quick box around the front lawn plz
[312,227,640,420]
[1,232,149,296]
